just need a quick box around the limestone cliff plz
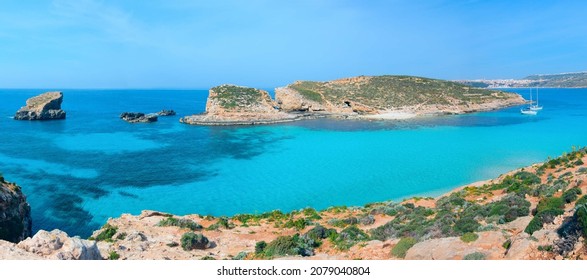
[14,91,66,120]
[180,85,301,125]
[0,177,32,243]
[276,75,525,116]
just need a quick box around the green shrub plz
[284,218,310,231]
[302,208,322,220]
[200,256,216,260]
[485,194,530,222]
[563,188,582,203]
[255,241,267,254]
[330,225,370,250]
[94,224,118,242]
[262,235,308,258]
[576,205,587,238]
[108,251,120,260]
[502,239,512,249]
[116,232,127,240]
[391,237,417,258]
[524,217,543,235]
[180,232,209,251]
[576,195,587,206]
[460,232,479,243]
[536,197,565,213]
[208,217,235,230]
[537,245,553,252]
[304,225,337,242]
[232,251,248,260]
[158,217,203,230]
[454,217,481,233]
[463,252,485,260]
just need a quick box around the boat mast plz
[536,88,539,106]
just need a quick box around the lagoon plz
[1,88,586,237]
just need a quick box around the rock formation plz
[0,177,32,243]
[120,112,158,123]
[14,91,66,120]
[180,85,304,125]
[17,229,102,260]
[157,110,176,116]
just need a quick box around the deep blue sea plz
[1,88,586,237]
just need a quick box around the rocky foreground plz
[2,149,587,260]
[181,76,526,125]
[14,91,66,120]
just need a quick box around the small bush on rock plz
[180,232,209,251]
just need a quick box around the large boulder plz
[14,91,66,120]
[18,229,102,260]
[0,178,32,243]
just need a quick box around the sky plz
[1,0,586,88]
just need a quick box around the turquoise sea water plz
[1,88,586,237]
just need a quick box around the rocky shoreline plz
[2,148,587,260]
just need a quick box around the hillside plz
[525,72,587,88]
[457,71,587,88]
[276,75,524,117]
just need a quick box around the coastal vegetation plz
[390,237,417,258]
[210,85,271,110]
[463,252,485,260]
[180,232,209,250]
[157,217,202,230]
[91,224,118,242]
[286,75,515,109]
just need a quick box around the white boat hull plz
[521,109,537,115]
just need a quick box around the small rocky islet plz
[119,110,177,123]
[13,91,66,121]
[1,149,587,260]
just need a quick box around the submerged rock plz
[120,112,158,123]
[14,91,66,120]
[0,178,32,243]
[157,109,176,116]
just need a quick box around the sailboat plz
[521,89,538,115]
[530,88,543,111]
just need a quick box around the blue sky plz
[1,0,586,88]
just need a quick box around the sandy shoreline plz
[361,111,418,120]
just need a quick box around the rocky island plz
[2,149,587,260]
[181,76,525,125]
[120,112,158,123]
[14,91,66,120]
[180,85,306,125]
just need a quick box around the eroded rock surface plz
[14,91,66,120]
